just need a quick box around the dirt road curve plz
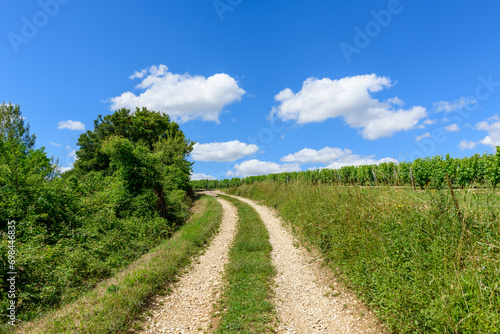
[216,192,382,334]
[139,196,237,334]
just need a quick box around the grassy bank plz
[13,194,222,334]
[216,195,276,333]
[226,182,500,333]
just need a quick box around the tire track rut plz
[139,195,237,333]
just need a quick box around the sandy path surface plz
[218,192,383,334]
[139,195,237,333]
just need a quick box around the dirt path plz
[139,195,237,333]
[218,192,383,334]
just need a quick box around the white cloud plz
[109,64,245,123]
[444,123,460,132]
[129,69,147,79]
[49,142,62,147]
[476,119,500,149]
[191,140,258,162]
[56,166,73,173]
[58,120,85,131]
[228,159,301,177]
[282,147,353,164]
[423,119,436,125]
[434,96,476,112]
[270,74,427,140]
[281,146,397,169]
[191,173,217,181]
[458,140,478,151]
[416,132,431,141]
[326,157,397,170]
[386,97,404,106]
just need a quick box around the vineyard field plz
[191,148,500,190]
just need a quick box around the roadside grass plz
[226,182,500,334]
[13,194,222,334]
[216,195,276,334]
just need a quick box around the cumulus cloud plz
[476,118,500,149]
[191,140,259,162]
[282,147,353,164]
[423,119,436,125]
[459,140,478,151]
[270,74,427,140]
[444,123,460,132]
[191,173,217,181]
[57,120,85,131]
[434,96,477,112]
[415,132,431,141]
[228,159,301,177]
[109,64,245,123]
[281,146,397,170]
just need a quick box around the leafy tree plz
[0,103,57,229]
[74,107,183,174]
[78,108,194,219]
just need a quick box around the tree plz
[74,107,183,174]
[0,103,54,193]
[0,103,59,230]
[77,108,194,220]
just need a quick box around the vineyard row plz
[191,148,500,190]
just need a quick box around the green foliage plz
[74,107,185,174]
[0,105,195,328]
[14,195,222,334]
[227,182,500,333]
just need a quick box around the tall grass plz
[226,182,500,333]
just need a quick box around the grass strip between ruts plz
[216,194,276,334]
[15,194,222,334]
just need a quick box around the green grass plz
[13,194,222,334]
[226,182,500,334]
[216,195,276,334]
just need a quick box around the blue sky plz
[2,0,500,180]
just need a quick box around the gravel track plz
[139,195,237,333]
[218,192,383,334]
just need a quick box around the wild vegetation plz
[226,182,500,333]
[0,104,195,331]
[16,194,222,334]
